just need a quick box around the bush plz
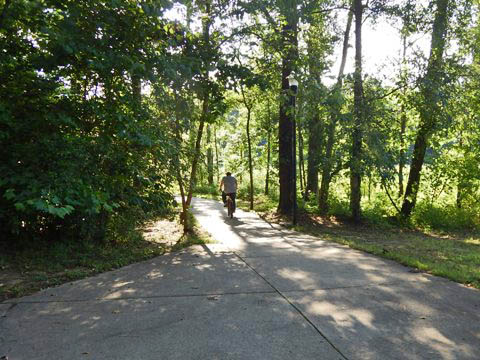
[327,196,350,218]
[412,201,480,231]
[194,184,219,196]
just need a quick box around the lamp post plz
[287,74,298,226]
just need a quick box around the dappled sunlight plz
[277,268,317,289]
[112,281,134,288]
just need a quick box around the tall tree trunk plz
[246,106,254,210]
[398,34,407,197]
[186,0,211,207]
[278,20,298,215]
[186,94,208,207]
[401,0,449,217]
[305,113,321,199]
[265,100,272,195]
[207,125,214,186]
[350,0,364,222]
[318,3,353,214]
[239,146,243,183]
[318,119,336,214]
[456,129,464,209]
[174,93,190,233]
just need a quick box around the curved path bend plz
[1,197,479,359]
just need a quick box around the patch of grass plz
[237,193,278,213]
[242,194,480,290]
[0,209,214,301]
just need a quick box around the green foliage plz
[0,0,179,243]
[412,201,480,231]
[194,184,219,197]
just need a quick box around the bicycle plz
[226,194,234,218]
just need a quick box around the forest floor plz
[236,197,480,290]
[0,211,213,302]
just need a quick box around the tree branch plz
[380,177,401,215]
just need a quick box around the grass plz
[237,194,480,290]
[0,209,214,301]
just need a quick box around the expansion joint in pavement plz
[3,290,279,305]
[234,252,350,360]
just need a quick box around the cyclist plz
[219,172,238,212]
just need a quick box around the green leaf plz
[14,202,25,211]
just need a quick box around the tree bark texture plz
[401,0,449,217]
[278,20,298,215]
[350,0,364,222]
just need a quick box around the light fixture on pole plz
[287,74,298,226]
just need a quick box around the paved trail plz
[1,198,479,359]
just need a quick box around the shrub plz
[412,201,480,231]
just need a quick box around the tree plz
[350,0,365,222]
[318,2,353,214]
[401,0,451,217]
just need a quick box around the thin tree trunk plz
[173,92,190,233]
[186,0,211,206]
[318,118,335,214]
[401,0,449,217]
[456,129,464,209]
[207,125,214,186]
[305,113,321,199]
[265,100,272,195]
[265,128,271,195]
[398,34,407,197]
[239,146,243,183]
[318,3,353,214]
[278,19,298,214]
[246,107,254,210]
[298,124,306,194]
[350,0,364,222]
[214,126,220,184]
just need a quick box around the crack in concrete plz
[2,290,279,305]
[233,252,350,360]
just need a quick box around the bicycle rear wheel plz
[227,198,233,218]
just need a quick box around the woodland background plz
[1,0,479,244]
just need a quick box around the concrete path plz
[1,198,479,359]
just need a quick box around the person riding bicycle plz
[219,172,238,212]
